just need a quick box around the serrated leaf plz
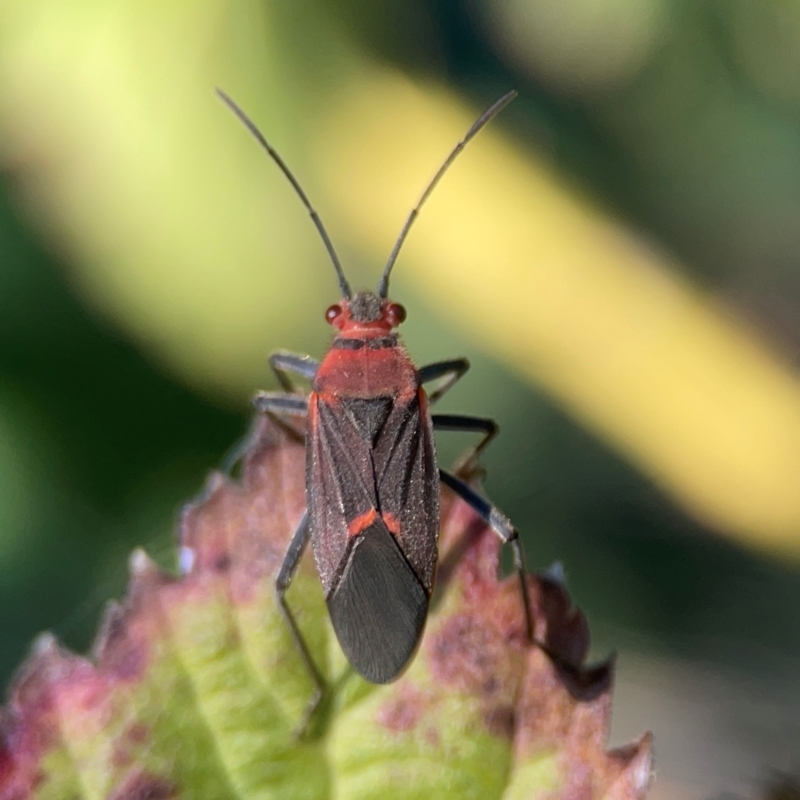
[0,416,652,799]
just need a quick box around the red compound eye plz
[325,304,343,325]
[386,303,407,326]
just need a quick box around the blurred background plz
[1,1,799,796]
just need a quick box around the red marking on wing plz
[348,510,404,538]
[347,508,378,537]
[382,512,402,536]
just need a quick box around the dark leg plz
[418,358,470,405]
[269,350,319,392]
[439,469,533,642]
[432,413,498,473]
[253,391,309,416]
[276,513,325,733]
[223,393,308,474]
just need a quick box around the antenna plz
[216,89,352,299]
[378,90,518,299]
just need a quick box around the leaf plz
[0,415,652,799]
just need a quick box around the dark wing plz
[306,393,377,596]
[306,389,439,683]
[326,518,428,683]
[372,389,440,592]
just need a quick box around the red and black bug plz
[218,89,532,701]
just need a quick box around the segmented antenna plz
[378,90,518,299]
[217,89,352,299]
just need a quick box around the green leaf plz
[0,416,652,799]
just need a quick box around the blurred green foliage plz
[0,186,244,676]
[0,1,799,777]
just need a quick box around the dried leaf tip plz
[128,548,156,578]
[31,632,57,657]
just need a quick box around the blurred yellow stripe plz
[314,72,800,556]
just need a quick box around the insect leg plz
[432,413,498,474]
[276,512,326,733]
[418,358,469,405]
[270,351,319,392]
[439,469,533,642]
[253,392,309,416]
[223,392,307,475]
[222,393,308,474]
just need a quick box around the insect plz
[218,88,533,702]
